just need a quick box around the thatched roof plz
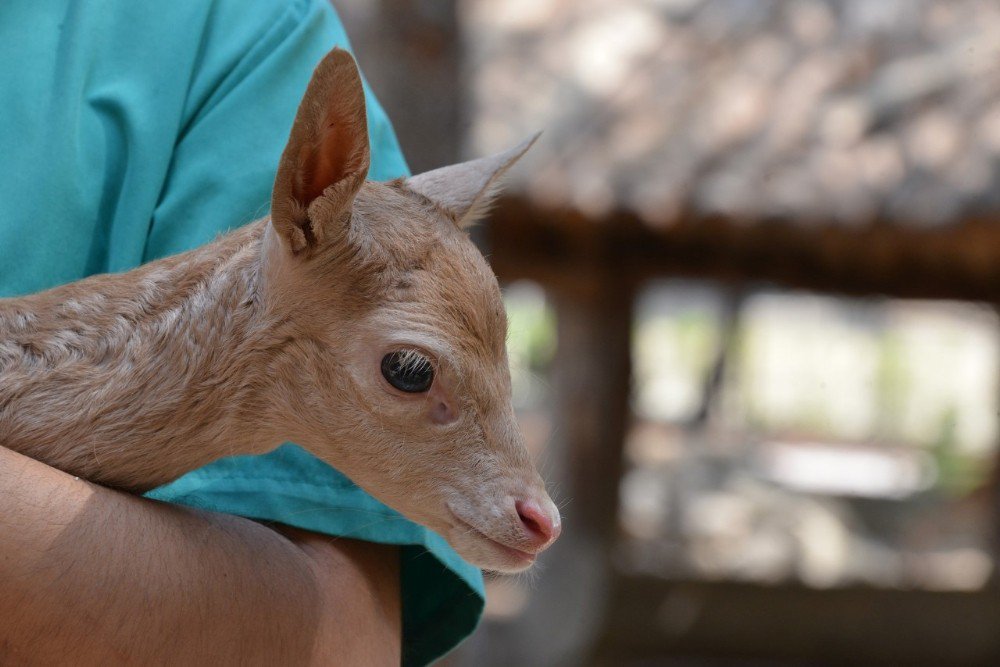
[467,0,1000,229]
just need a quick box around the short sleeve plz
[143,0,409,260]
[141,2,484,665]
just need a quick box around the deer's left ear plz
[271,48,370,254]
[406,133,539,228]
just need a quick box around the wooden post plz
[552,273,634,541]
[531,270,636,665]
[991,305,1000,577]
[456,265,635,667]
[335,0,461,172]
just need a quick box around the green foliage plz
[505,293,556,374]
[931,406,988,496]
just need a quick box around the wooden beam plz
[487,196,1000,303]
[595,576,1000,666]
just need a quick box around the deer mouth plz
[446,506,537,570]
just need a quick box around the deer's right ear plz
[270,48,371,255]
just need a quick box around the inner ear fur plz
[271,48,371,254]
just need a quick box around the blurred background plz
[336,1,1000,665]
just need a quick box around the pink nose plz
[515,498,562,549]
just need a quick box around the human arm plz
[0,445,400,665]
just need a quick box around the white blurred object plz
[757,440,935,499]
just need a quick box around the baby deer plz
[0,49,559,572]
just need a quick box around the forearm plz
[0,445,399,665]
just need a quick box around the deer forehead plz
[409,242,506,353]
[351,184,509,357]
[372,270,506,372]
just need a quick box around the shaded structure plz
[466,0,1000,664]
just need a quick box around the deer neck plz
[0,220,288,491]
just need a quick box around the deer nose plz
[515,497,562,550]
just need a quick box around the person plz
[0,0,484,665]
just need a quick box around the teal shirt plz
[0,1,484,664]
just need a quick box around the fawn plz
[0,49,559,572]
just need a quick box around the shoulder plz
[175,0,348,125]
[200,0,343,39]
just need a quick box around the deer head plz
[260,49,559,572]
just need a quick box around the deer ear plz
[271,48,371,254]
[406,133,538,228]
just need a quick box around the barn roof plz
[467,0,1000,229]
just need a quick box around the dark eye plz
[381,350,435,393]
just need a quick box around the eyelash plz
[381,349,435,393]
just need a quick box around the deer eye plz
[381,350,434,393]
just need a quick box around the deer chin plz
[445,504,539,573]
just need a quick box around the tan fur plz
[0,49,558,573]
